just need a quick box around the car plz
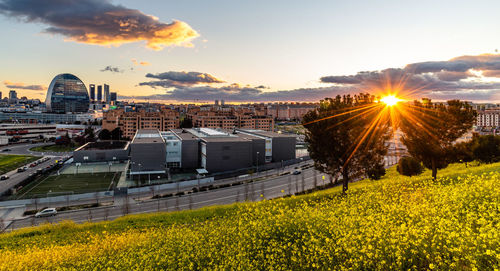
[1,149,11,152]
[29,163,36,168]
[34,208,57,218]
[0,175,9,180]
[292,170,302,175]
[17,168,25,173]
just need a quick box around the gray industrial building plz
[129,130,167,176]
[127,128,295,176]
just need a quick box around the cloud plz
[140,71,225,88]
[100,66,123,73]
[132,59,150,66]
[0,0,199,50]
[3,80,45,90]
[124,84,354,102]
[134,53,500,103]
[320,53,500,101]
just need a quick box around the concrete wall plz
[74,148,129,163]
[130,142,166,172]
[181,139,199,169]
[205,141,253,173]
[272,137,296,162]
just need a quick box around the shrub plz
[471,135,500,163]
[397,156,423,176]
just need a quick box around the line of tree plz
[304,96,477,194]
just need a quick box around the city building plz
[476,109,500,127]
[189,114,274,131]
[129,129,167,177]
[266,103,317,120]
[8,90,17,104]
[0,112,95,124]
[110,92,117,103]
[0,91,2,100]
[89,84,95,101]
[46,73,90,113]
[102,108,180,138]
[97,85,102,102]
[104,84,110,104]
[74,141,130,163]
[0,124,57,142]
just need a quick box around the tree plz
[450,140,474,167]
[397,156,423,176]
[398,99,475,179]
[111,127,123,140]
[471,135,500,163]
[99,129,111,140]
[303,93,391,194]
[180,117,193,128]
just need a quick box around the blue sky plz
[1,0,500,103]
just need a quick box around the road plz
[0,142,72,157]
[0,156,65,196]
[7,166,333,230]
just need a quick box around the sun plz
[380,95,401,106]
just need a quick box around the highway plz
[7,165,334,230]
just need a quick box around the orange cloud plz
[132,59,151,66]
[3,80,45,90]
[0,0,199,51]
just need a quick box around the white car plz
[35,208,57,218]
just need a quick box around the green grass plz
[13,172,120,199]
[0,154,40,175]
[0,162,499,270]
[29,144,76,153]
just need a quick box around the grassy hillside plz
[0,163,499,270]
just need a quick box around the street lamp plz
[256,151,259,174]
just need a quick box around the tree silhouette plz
[398,99,475,179]
[303,93,391,194]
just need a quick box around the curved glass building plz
[46,74,90,113]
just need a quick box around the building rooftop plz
[237,129,295,138]
[132,129,164,144]
[76,141,129,151]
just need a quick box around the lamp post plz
[256,151,259,175]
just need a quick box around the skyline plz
[1,0,500,103]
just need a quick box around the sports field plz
[14,172,121,199]
[0,154,40,175]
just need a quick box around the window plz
[222,146,231,151]
[222,156,230,160]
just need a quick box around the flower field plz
[0,163,499,270]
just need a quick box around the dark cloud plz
[146,71,224,84]
[320,54,500,101]
[140,71,225,89]
[123,85,354,102]
[0,0,199,50]
[255,85,270,89]
[100,66,123,73]
[3,80,45,90]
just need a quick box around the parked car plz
[29,163,36,168]
[35,208,57,218]
[17,168,25,173]
[292,170,302,175]
[1,149,11,152]
[0,175,9,180]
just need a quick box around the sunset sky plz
[1,0,500,103]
